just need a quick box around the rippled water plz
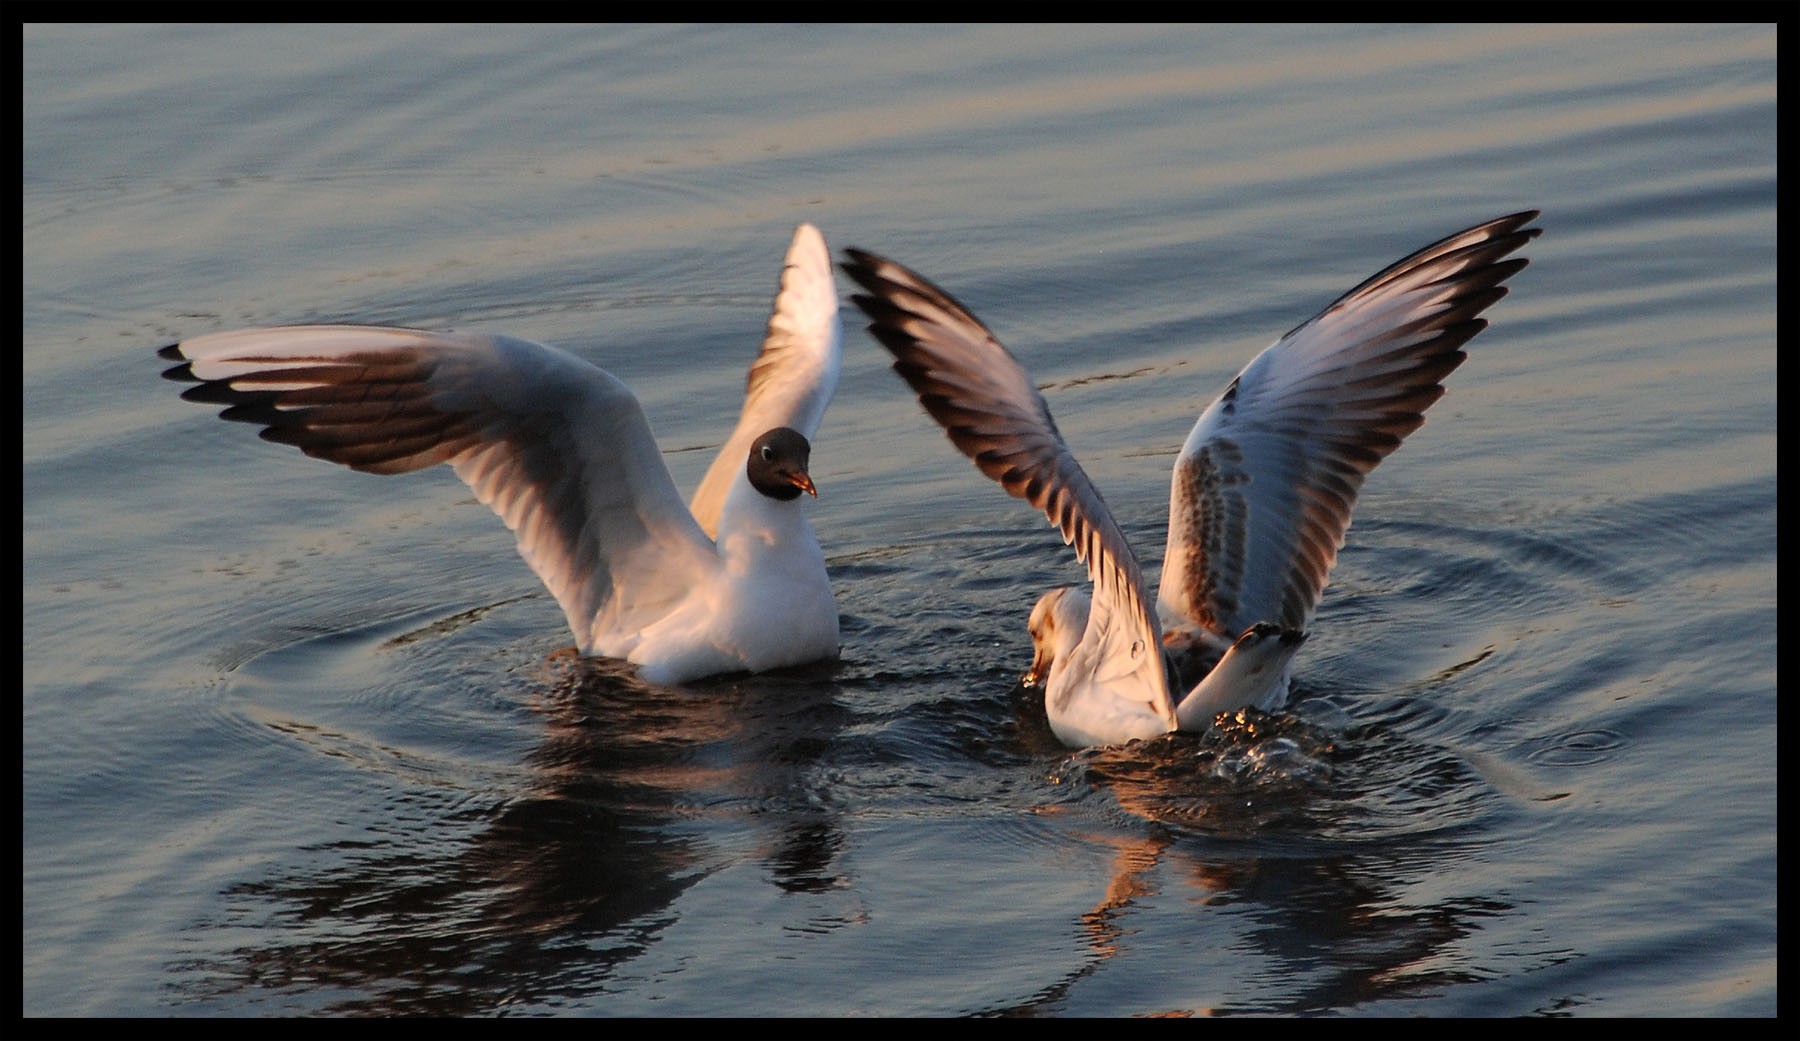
[23,23,1775,1017]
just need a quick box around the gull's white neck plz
[714,469,821,573]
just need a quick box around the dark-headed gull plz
[160,223,843,684]
[843,212,1539,747]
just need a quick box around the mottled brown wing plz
[1158,211,1541,640]
[841,249,1174,722]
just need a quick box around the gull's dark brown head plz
[748,426,816,501]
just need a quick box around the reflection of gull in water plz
[160,224,842,684]
[843,212,1540,747]
[175,649,852,1015]
[989,707,1521,1016]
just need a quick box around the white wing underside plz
[162,324,719,654]
[689,223,842,538]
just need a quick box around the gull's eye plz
[761,445,775,461]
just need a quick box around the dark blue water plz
[23,23,1775,1016]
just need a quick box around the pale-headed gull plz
[843,211,1540,747]
[160,222,843,684]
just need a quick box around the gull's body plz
[161,223,843,684]
[844,212,1540,747]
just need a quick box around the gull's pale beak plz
[1021,650,1048,688]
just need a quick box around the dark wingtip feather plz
[223,401,289,427]
[840,247,891,282]
[178,380,252,406]
[158,343,200,383]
